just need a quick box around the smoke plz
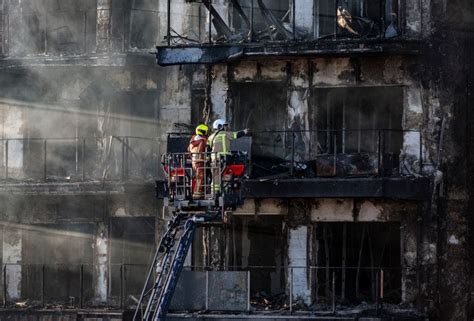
[0,220,154,304]
[0,0,174,306]
[0,8,167,181]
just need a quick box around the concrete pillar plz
[294,0,314,36]
[6,1,23,55]
[200,225,227,269]
[288,61,310,160]
[400,213,418,304]
[158,66,192,136]
[209,227,226,268]
[2,226,22,300]
[210,65,229,120]
[405,0,431,36]
[402,87,425,174]
[96,0,112,52]
[93,222,108,303]
[241,220,250,267]
[287,226,311,305]
[2,106,24,178]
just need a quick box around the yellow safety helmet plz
[195,124,209,136]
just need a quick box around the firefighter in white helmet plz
[208,119,249,193]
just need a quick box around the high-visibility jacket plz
[187,135,207,163]
[208,130,240,156]
[207,130,237,155]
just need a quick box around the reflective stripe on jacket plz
[208,131,238,155]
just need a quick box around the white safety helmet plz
[212,119,227,130]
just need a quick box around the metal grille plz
[163,152,222,202]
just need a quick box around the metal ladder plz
[133,212,217,321]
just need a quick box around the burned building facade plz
[0,0,473,320]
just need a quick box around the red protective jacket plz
[187,135,207,163]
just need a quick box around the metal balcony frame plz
[157,0,425,65]
[158,129,431,201]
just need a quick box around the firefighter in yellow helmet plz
[187,124,209,199]
[208,119,249,192]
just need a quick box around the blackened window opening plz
[127,0,159,49]
[191,216,286,299]
[191,89,206,125]
[314,86,403,154]
[110,217,155,306]
[21,223,95,304]
[314,222,401,304]
[230,81,288,156]
[9,0,97,55]
[233,216,286,298]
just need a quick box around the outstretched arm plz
[234,128,250,139]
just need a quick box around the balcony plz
[0,263,415,319]
[163,129,431,201]
[0,131,430,200]
[156,0,426,65]
[0,136,159,194]
[0,5,161,67]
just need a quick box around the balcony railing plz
[0,129,425,184]
[161,0,421,47]
[0,263,403,314]
[0,2,425,60]
[0,8,164,57]
[168,129,425,180]
[0,136,159,183]
[0,2,427,59]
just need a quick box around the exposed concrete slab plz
[171,271,207,311]
[311,199,408,222]
[241,178,430,200]
[232,61,258,81]
[171,271,249,312]
[358,201,398,222]
[0,53,156,69]
[2,226,22,300]
[311,199,354,222]
[234,199,287,216]
[208,271,248,311]
[0,181,155,196]
[158,41,425,66]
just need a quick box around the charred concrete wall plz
[427,3,474,321]
[179,22,470,319]
[230,198,417,304]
